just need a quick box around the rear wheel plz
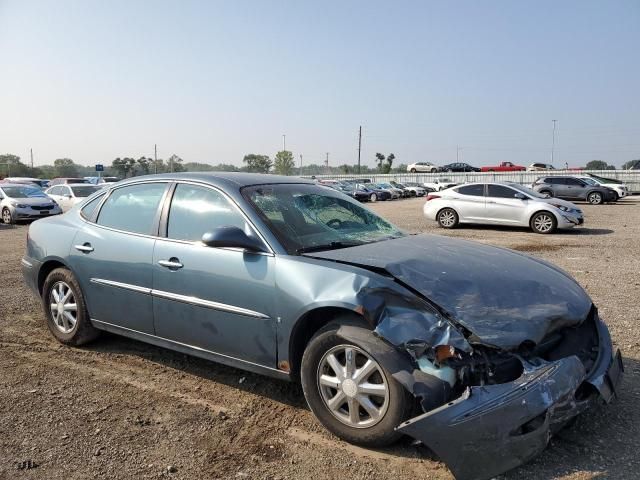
[370,193,377,202]
[587,191,603,205]
[2,208,12,224]
[301,323,411,447]
[42,268,99,346]
[539,189,553,197]
[437,208,459,229]
[530,211,557,234]
[410,168,417,173]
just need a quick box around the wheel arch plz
[37,257,72,295]
[287,306,368,381]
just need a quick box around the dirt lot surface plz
[1,197,639,480]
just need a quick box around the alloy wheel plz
[49,281,78,334]
[2,209,11,224]
[439,210,457,227]
[533,214,554,233]
[317,345,389,428]
[588,192,602,205]
[370,193,377,202]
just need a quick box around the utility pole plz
[282,134,286,152]
[456,145,462,163]
[154,144,158,174]
[299,154,303,175]
[551,120,558,165]
[325,152,329,172]
[357,126,362,174]
[30,148,34,169]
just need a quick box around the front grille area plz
[30,205,54,211]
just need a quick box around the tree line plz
[2,152,638,180]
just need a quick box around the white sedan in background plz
[45,184,102,212]
[422,178,458,192]
[424,182,584,234]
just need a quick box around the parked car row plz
[405,161,591,173]
[318,179,428,202]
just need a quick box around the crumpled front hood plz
[305,234,592,350]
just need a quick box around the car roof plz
[0,183,42,188]
[113,172,315,190]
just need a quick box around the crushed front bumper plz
[337,317,623,480]
[397,318,623,480]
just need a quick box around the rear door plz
[68,181,169,334]
[452,184,486,220]
[485,184,525,225]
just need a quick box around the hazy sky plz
[1,0,638,168]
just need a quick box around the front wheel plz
[587,192,603,205]
[2,207,13,224]
[410,168,417,173]
[437,208,459,228]
[42,268,100,346]
[530,211,557,234]
[369,193,377,202]
[301,326,411,447]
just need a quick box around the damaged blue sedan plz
[22,173,623,480]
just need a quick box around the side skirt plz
[91,319,291,382]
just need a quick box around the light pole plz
[456,145,463,162]
[282,134,286,152]
[551,120,557,165]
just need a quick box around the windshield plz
[0,186,47,198]
[71,185,101,197]
[242,183,404,254]
[509,183,549,199]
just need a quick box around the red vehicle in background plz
[481,162,526,172]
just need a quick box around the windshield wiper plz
[296,241,362,254]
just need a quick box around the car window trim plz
[158,180,274,256]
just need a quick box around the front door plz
[484,184,525,225]
[564,178,587,199]
[151,182,277,367]
[68,181,169,334]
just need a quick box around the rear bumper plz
[396,318,622,480]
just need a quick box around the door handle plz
[74,243,94,253]
[158,258,183,270]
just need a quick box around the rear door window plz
[97,183,167,235]
[455,184,485,196]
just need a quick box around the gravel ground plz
[1,197,639,480]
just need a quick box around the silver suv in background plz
[531,176,617,205]
[424,182,583,234]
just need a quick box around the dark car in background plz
[531,176,617,205]
[356,183,392,202]
[440,162,481,172]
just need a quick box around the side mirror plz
[201,226,265,252]
[514,192,527,200]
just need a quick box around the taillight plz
[426,194,440,201]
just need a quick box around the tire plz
[431,168,437,173]
[369,193,377,202]
[42,267,99,346]
[446,168,453,172]
[300,322,412,447]
[587,191,603,205]
[437,208,459,229]
[410,168,417,173]
[2,207,13,224]
[530,211,557,234]
[539,190,553,198]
